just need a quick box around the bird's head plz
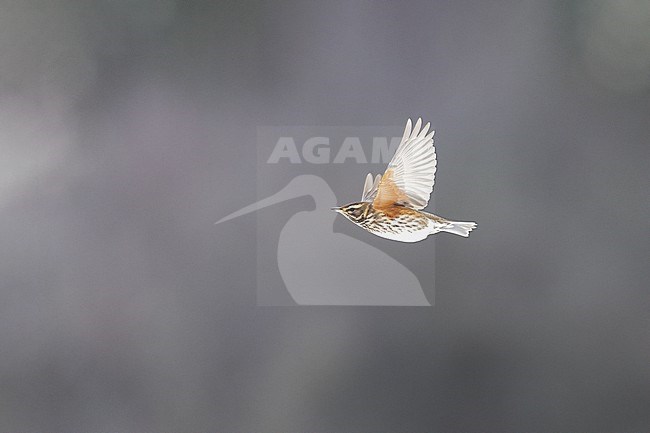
[331,202,370,223]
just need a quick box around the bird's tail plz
[441,220,477,237]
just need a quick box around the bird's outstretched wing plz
[373,118,436,210]
[360,173,382,202]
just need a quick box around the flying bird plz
[332,118,476,242]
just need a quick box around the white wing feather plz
[360,173,382,202]
[381,118,436,209]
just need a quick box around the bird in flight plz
[332,118,476,242]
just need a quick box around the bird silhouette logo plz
[216,119,475,305]
[333,118,477,241]
[216,174,429,305]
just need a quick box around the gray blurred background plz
[1,0,649,431]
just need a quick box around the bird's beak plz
[216,184,301,225]
[331,207,341,212]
